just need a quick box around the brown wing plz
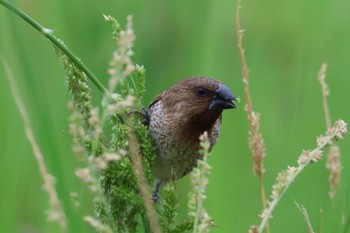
[148,91,165,109]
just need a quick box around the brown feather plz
[147,77,231,181]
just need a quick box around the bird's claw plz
[152,191,160,202]
[129,107,150,126]
[152,179,164,203]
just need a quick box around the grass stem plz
[0,0,110,97]
[127,122,161,233]
[255,120,347,233]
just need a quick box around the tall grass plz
[1,1,349,233]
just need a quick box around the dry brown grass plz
[4,61,67,229]
[235,1,268,232]
[127,124,161,233]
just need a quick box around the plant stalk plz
[0,0,110,97]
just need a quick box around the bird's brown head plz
[161,77,236,114]
[158,77,237,143]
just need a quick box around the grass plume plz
[317,63,341,199]
[4,61,67,229]
[250,120,347,233]
[235,0,268,231]
[188,132,215,233]
[235,0,266,179]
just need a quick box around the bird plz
[138,77,237,201]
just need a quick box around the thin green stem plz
[0,0,110,97]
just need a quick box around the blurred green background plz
[1,0,349,232]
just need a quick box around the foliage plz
[1,1,350,233]
[59,15,195,233]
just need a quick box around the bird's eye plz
[195,87,208,97]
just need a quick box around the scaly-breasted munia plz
[141,77,237,200]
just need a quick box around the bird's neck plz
[179,111,222,145]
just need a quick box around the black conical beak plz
[209,83,237,111]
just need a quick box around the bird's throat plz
[178,111,222,145]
